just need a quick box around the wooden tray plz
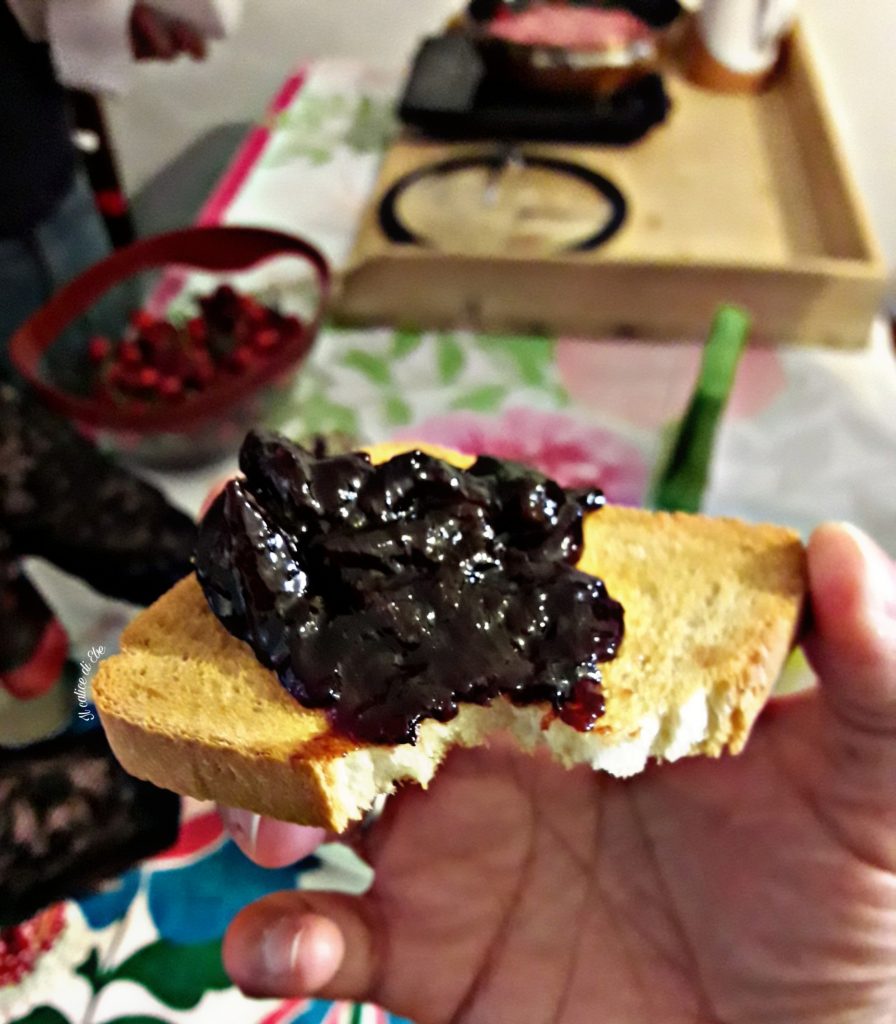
[335,26,886,348]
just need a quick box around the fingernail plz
[220,807,261,855]
[260,914,305,983]
[840,523,896,627]
[255,913,341,993]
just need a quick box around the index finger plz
[219,807,329,868]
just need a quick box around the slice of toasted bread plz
[94,443,806,831]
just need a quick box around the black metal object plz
[599,0,682,28]
[466,0,683,29]
[378,150,628,252]
[399,34,670,144]
[467,0,505,22]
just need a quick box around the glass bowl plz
[10,226,330,470]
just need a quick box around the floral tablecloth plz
[7,57,896,1024]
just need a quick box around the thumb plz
[223,890,383,1007]
[804,522,896,735]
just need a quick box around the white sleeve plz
[45,0,136,95]
[8,0,136,94]
[6,0,49,39]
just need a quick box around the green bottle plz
[649,305,751,514]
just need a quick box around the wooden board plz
[335,25,886,348]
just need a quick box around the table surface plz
[7,57,896,1024]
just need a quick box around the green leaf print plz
[267,93,351,168]
[551,382,572,407]
[343,349,392,387]
[76,948,102,993]
[107,939,229,1011]
[298,147,332,166]
[451,385,508,413]
[277,93,350,134]
[476,335,554,388]
[343,95,397,154]
[105,1018,172,1024]
[384,395,413,426]
[437,334,465,385]
[267,93,393,167]
[13,1009,69,1024]
[391,330,423,359]
[298,391,361,438]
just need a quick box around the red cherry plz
[138,366,160,389]
[227,348,254,373]
[152,327,189,372]
[252,328,280,352]
[114,366,146,396]
[119,340,142,365]
[130,309,157,333]
[233,318,253,347]
[241,296,267,323]
[188,353,216,388]
[187,317,208,345]
[88,336,112,364]
[159,375,184,400]
[141,322,177,353]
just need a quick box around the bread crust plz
[94,443,806,830]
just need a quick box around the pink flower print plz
[395,407,649,506]
[555,338,786,430]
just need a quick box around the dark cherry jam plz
[195,430,624,745]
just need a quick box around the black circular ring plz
[378,152,628,253]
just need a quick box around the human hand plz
[129,2,207,62]
[221,522,896,1023]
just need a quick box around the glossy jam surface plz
[196,430,624,745]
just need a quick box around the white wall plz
[106,0,896,278]
[801,0,896,286]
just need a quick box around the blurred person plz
[0,0,211,380]
[0,0,214,915]
[0,380,196,925]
